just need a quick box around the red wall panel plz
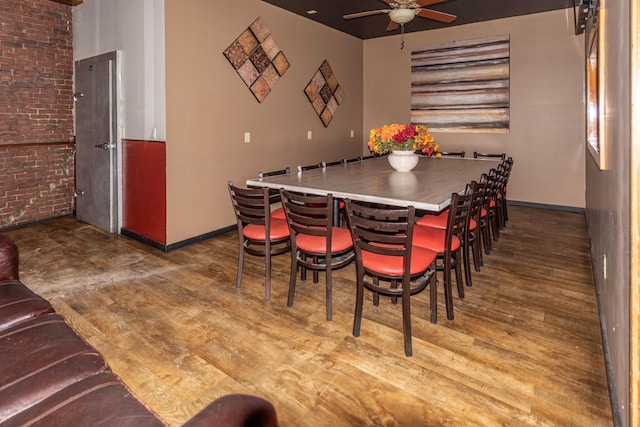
[122,139,166,245]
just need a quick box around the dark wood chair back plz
[279,189,354,320]
[342,157,361,164]
[321,160,343,168]
[227,182,290,300]
[297,163,322,172]
[473,152,506,160]
[440,151,466,158]
[344,199,436,356]
[258,167,290,178]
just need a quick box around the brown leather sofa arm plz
[0,234,19,281]
[182,394,278,427]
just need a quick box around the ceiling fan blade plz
[386,20,400,31]
[416,9,457,23]
[343,9,390,19]
[416,0,448,7]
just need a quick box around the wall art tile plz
[224,17,289,103]
[304,60,344,127]
[272,52,290,76]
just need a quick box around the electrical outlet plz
[350,130,354,138]
[244,132,250,143]
[307,131,312,140]
[603,254,607,280]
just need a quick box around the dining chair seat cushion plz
[412,225,461,253]
[362,245,437,276]
[243,219,290,240]
[489,199,496,208]
[296,227,353,253]
[271,207,286,220]
[481,208,488,217]
[416,210,449,229]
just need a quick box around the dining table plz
[246,156,502,220]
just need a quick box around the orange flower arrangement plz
[368,124,440,157]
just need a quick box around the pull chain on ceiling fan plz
[343,0,457,49]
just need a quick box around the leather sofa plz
[0,233,277,427]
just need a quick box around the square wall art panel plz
[223,17,290,103]
[304,60,345,127]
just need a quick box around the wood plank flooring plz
[4,206,613,426]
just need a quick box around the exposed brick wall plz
[0,144,75,228]
[0,0,75,228]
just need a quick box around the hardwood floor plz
[5,206,613,426]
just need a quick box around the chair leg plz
[462,239,472,289]
[325,266,332,321]
[443,259,454,320]
[373,277,380,306]
[497,203,505,230]
[429,268,437,324]
[287,251,298,308]
[491,212,500,241]
[313,256,319,283]
[471,233,482,271]
[391,280,398,304]
[353,274,365,337]
[264,251,271,301]
[401,292,412,357]
[482,222,492,255]
[300,253,307,281]
[453,252,465,299]
[503,198,509,223]
[236,246,244,289]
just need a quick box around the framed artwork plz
[304,60,345,127]
[223,17,290,103]
[410,35,510,133]
[586,0,607,170]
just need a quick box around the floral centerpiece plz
[368,124,440,157]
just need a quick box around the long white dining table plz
[246,156,502,214]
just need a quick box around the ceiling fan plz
[343,0,457,32]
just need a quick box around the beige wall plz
[586,0,630,425]
[164,0,364,244]
[164,5,587,239]
[363,10,586,209]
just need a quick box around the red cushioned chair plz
[417,182,484,282]
[495,158,514,226]
[344,199,437,356]
[476,174,494,255]
[257,167,290,220]
[468,180,487,271]
[279,189,354,321]
[228,182,291,301]
[412,190,472,320]
[483,171,503,241]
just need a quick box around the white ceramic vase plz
[387,150,419,172]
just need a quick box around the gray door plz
[74,52,118,233]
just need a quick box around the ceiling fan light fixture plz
[389,8,416,24]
